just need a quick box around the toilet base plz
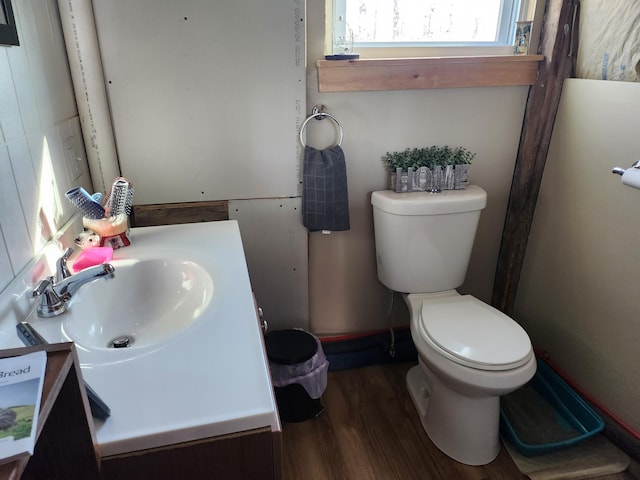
[406,364,501,466]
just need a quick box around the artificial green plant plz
[382,146,475,171]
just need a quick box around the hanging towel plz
[302,145,350,232]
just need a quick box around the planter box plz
[389,165,470,193]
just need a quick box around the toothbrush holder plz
[83,214,131,249]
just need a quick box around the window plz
[329,0,530,58]
[0,0,19,46]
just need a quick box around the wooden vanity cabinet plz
[100,427,282,479]
[0,343,100,480]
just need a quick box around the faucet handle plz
[32,277,65,318]
[33,277,53,297]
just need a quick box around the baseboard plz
[321,329,417,371]
[593,403,640,468]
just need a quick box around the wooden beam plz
[130,201,229,227]
[492,0,580,315]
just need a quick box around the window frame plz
[0,0,19,47]
[330,0,524,58]
[319,0,545,93]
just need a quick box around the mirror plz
[0,0,19,46]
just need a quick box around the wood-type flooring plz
[282,362,635,480]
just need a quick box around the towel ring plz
[299,112,343,148]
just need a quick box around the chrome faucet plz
[32,248,115,318]
[55,247,73,282]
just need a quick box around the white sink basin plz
[22,221,279,456]
[61,258,214,351]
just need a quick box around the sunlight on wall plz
[34,136,65,254]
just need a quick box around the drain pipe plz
[57,0,120,195]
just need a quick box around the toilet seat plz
[418,295,532,371]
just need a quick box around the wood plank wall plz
[130,201,229,227]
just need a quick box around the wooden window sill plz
[316,55,544,92]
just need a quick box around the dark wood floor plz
[282,362,635,480]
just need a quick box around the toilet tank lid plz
[371,185,487,215]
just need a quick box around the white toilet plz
[371,185,536,466]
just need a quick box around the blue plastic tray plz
[500,357,604,456]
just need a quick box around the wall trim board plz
[131,201,229,227]
[317,55,544,92]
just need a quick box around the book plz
[0,350,47,463]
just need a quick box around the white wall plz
[86,0,531,335]
[0,0,92,293]
[0,2,534,337]
[90,0,309,331]
[305,1,530,334]
[515,78,640,433]
[92,0,306,204]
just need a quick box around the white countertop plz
[26,221,280,456]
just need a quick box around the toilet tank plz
[371,185,487,293]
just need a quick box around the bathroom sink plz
[61,258,214,351]
[19,221,279,457]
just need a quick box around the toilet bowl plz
[404,291,535,465]
[370,186,536,466]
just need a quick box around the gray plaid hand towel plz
[302,145,350,232]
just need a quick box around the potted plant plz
[382,146,475,193]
